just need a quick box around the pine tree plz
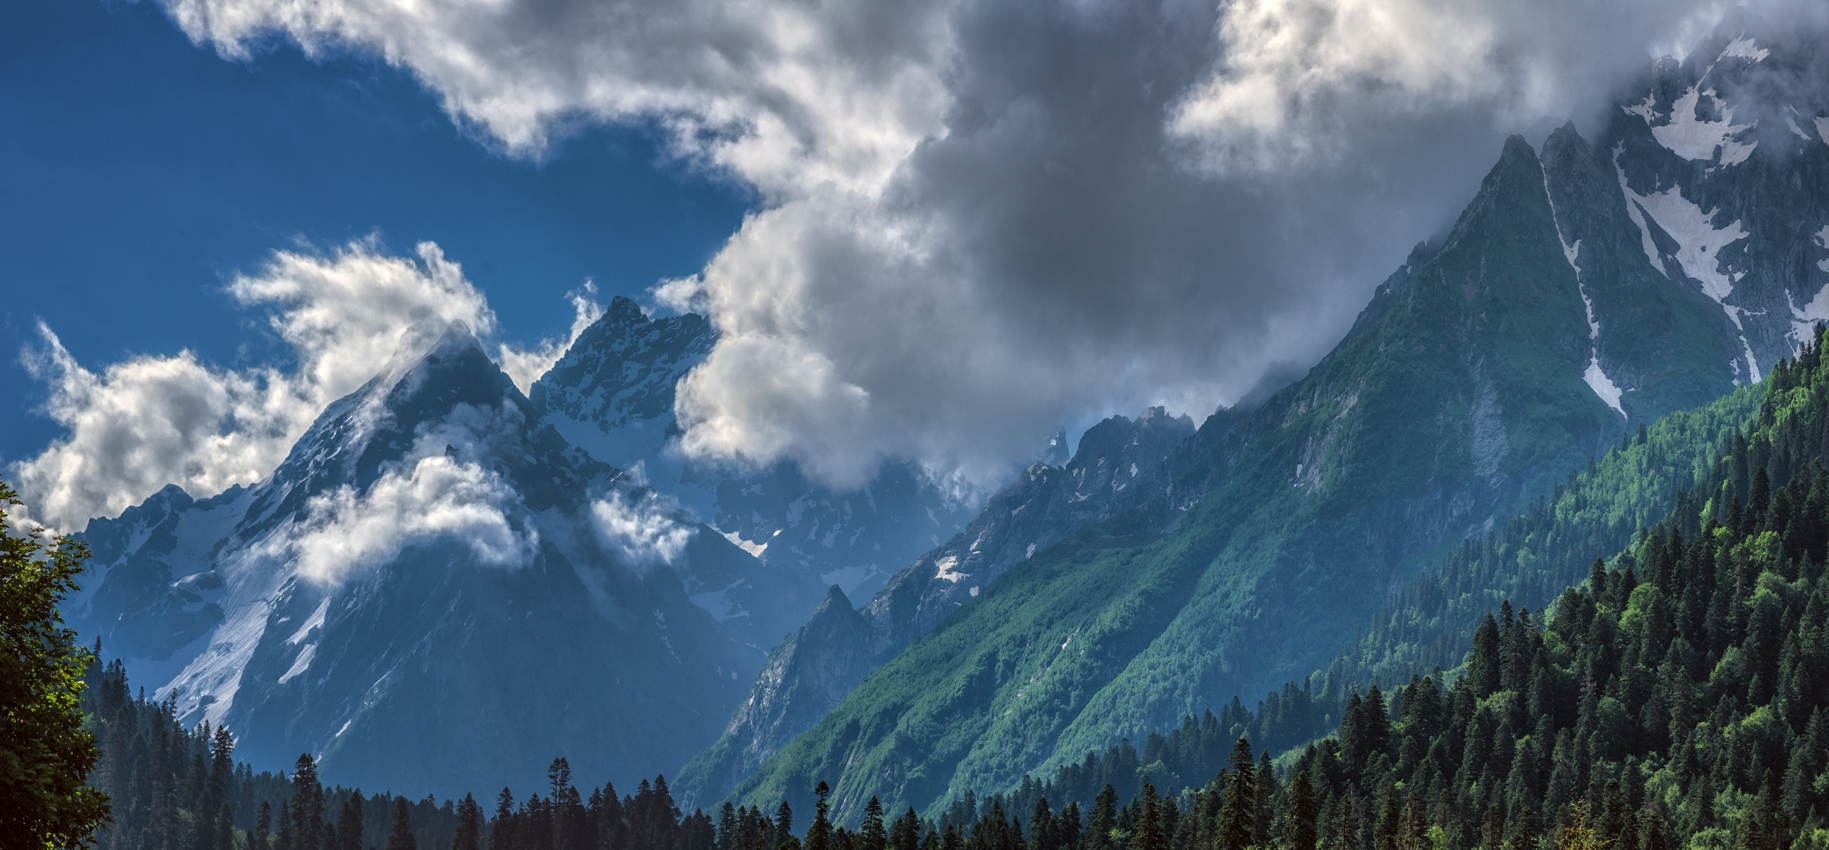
[890,808,923,850]
[859,798,887,850]
[455,794,483,850]
[1218,739,1258,850]
[1089,785,1118,850]
[1331,796,1361,850]
[337,791,365,850]
[1469,615,1503,699]
[1128,784,1167,850]
[256,800,274,850]
[490,789,515,850]
[1286,771,1318,850]
[292,755,325,850]
[808,782,833,850]
[1253,752,1277,848]
[387,797,417,850]
[1738,772,1790,850]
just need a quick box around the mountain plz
[531,297,980,604]
[64,324,806,795]
[720,31,1829,823]
[675,406,1196,808]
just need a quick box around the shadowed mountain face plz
[66,325,807,795]
[719,31,1829,823]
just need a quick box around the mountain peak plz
[1499,134,1537,163]
[605,295,650,324]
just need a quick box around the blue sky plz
[0,0,750,469]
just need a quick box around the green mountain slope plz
[726,132,1744,824]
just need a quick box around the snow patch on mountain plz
[1720,37,1769,62]
[1786,290,1829,347]
[1614,156,1757,381]
[285,599,330,645]
[1584,360,1626,418]
[1624,86,1757,166]
[721,530,770,558]
[932,554,963,583]
[1627,181,1747,302]
[277,643,317,685]
[1818,117,1829,145]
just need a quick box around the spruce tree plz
[292,755,325,850]
[808,782,833,850]
[1218,739,1257,850]
[337,792,365,850]
[1286,771,1318,850]
[1469,615,1503,699]
[859,797,887,850]
[454,794,483,850]
[386,797,417,850]
[890,808,922,850]
[1126,784,1167,850]
[1089,785,1119,850]
[490,789,514,850]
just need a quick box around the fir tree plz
[859,798,887,850]
[387,797,417,850]
[336,791,364,850]
[1287,771,1318,850]
[454,794,483,850]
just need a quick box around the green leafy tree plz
[0,481,110,848]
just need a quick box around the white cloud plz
[163,0,957,199]
[277,451,537,584]
[9,239,574,532]
[590,489,695,568]
[14,326,311,535]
